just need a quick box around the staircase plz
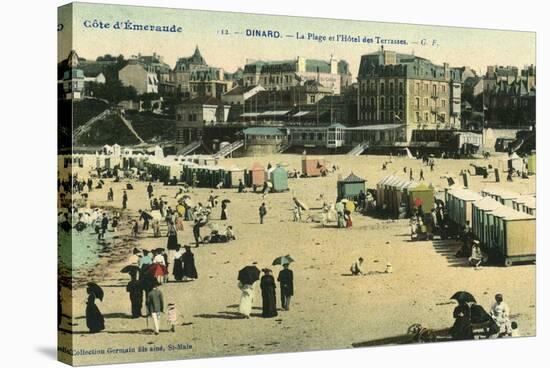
[277,142,292,154]
[118,113,145,144]
[73,109,111,141]
[213,140,244,158]
[348,142,369,156]
[177,140,202,156]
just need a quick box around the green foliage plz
[87,80,137,104]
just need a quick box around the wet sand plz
[58,154,536,365]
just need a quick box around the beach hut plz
[408,183,436,216]
[445,187,483,227]
[227,167,246,188]
[522,196,536,216]
[376,174,394,209]
[249,163,266,187]
[337,173,366,201]
[472,197,502,247]
[527,152,536,175]
[487,205,536,266]
[270,166,289,192]
[301,156,326,177]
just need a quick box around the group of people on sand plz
[451,293,519,340]
[238,264,294,319]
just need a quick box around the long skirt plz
[261,288,278,318]
[239,283,254,317]
[86,303,105,333]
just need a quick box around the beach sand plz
[58,154,536,365]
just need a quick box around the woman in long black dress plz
[182,246,198,280]
[85,286,105,333]
[260,269,278,318]
[166,222,178,251]
[126,271,143,318]
[221,201,228,220]
[172,245,185,281]
[450,301,474,340]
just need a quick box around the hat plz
[133,248,141,255]
[262,268,272,273]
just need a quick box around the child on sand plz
[167,303,179,332]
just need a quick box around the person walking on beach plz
[419,169,425,181]
[126,271,143,318]
[182,246,198,281]
[85,285,105,333]
[172,244,185,281]
[259,203,267,224]
[147,281,164,335]
[260,269,278,318]
[409,168,414,181]
[238,179,245,193]
[98,213,109,240]
[122,190,128,210]
[139,209,152,231]
[277,264,294,311]
[221,200,229,220]
[167,303,179,333]
[238,282,254,318]
[107,188,114,201]
[147,182,154,199]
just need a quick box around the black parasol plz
[120,265,140,275]
[87,282,104,301]
[238,265,260,285]
[451,291,476,303]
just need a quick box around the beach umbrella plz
[222,199,231,204]
[272,255,295,266]
[154,248,165,253]
[451,291,476,303]
[87,282,104,301]
[120,265,140,274]
[238,266,260,285]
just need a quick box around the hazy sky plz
[59,2,536,77]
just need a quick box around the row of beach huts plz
[445,186,536,266]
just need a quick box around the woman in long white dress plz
[238,282,254,318]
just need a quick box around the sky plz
[58,2,536,77]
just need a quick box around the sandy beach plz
[58,153,536,365]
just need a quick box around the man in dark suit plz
[277,263,294,311]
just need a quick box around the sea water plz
[58,226,116,276]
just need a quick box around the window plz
[425,112,429,122]
[415,97,420,109]
[442,85,446,93]
[424,84,429,93]
[416,111,420,122]
[389,82,394,94]
[399,81,404,94]
[370,97,375,109]
[310,95,316,103]
[380,97,385,110]
[424,98,429,107]
[432,84,437,96]
[416,83,420,93]
[380,82,385,94]
[399,96,404,109]
[389,97,394,109]
[441,99,446,108]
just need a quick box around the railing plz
[213,140,244,158]
[177,140,202,156]
[348,141,369,156]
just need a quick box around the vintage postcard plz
[57,2,536,366]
